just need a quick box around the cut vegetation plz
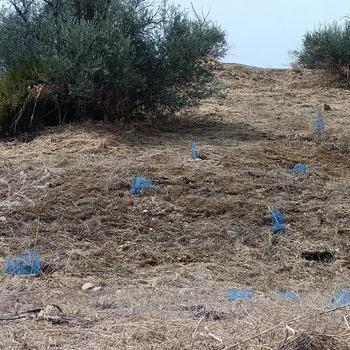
[0,63,349,349]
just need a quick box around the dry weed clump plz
[0,63,349,349]
[278,331,350,350]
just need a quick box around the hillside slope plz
[0,63,349,349]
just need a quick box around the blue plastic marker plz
[131,175,158,194]
[315,114,324,132]
[191,141,198,159]
[292,163,306,174]
[277,291,302,298]
[5,250,41,275]
[225,287,254,301]
[330,290,350,305]
[269,209,285,232]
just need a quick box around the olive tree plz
[0,0,227,134]
[292,20,350,84]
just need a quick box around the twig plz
[0,315,28,321]
[190,2,210,27]
[190,316,205,350]
[33,216,40,251]
[200,330,223,342]
[0,308,43,321]
[285,324,297,335]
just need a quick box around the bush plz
[292,20,350,83]
[0,59,41,133]
[0,0,227,134]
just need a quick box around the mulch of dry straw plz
[0,63,349,349]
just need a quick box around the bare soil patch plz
[0,63,349,349]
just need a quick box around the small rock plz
[82,282,95,291]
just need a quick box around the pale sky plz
[175,0,350,68]
[1,0,350,68]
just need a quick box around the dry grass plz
[0,63,349,349]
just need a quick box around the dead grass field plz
[0,63,349,349]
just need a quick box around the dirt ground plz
[0,63,349,349]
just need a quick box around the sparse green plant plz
[0,58,43,134]
[0,0,227,134]
[291,20,350,85]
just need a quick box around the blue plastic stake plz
[315,115,324,132]
[277,291,302,298]
[131,175,158,194]
[330,290,350,305]
[269,209,285,232]
[292,163,306,174]
[5,250,41,275]
[225,287,254,301]
[191,141,198,159]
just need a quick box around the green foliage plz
[292,20,350,82]
[0,0,227,134]
[0,59,42,134]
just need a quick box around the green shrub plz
[0,0,227,134]
[0,59,41,134]
[292,20,350,83]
